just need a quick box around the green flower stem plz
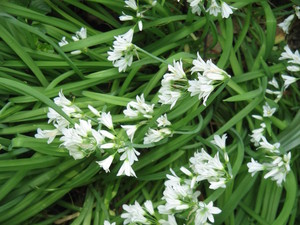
[135,45,169,65]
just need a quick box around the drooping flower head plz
[107,29,136,72]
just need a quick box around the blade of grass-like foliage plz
[0,157,61,171]
[214,173,258,225]
[71,187,94,225]
[223,87,262,102]
[64,0,121,28]
[0,78,73,124]
[260,1,276,59]
[82,91,131,106]
[0,13,84,79]
[0,2,78,31]
[0,25,48,86]
[273,172,297,225]
[278,110,300,152]
[213,96,263,136]
[239,202,270,225]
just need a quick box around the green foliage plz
[0,0,299,224]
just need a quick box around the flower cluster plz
[121,200,155,224]
[248,75,292,186]
[157,167,222,225]
[58,27,87,55]
[107,0,158,72]
[186,0,236,18]
[35,91,82,144]
[247,139,291,186]
[35,91,146,177]
[144,114,172,144]
[119,0,157,31]
[120,169,221,225]
[159,54,231,109]
[279,45,300,73]
[107,29,136,72]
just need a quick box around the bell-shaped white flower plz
[220,1,236,18]
[281,74,297,90]
[117,160,137,177]
[278,14,294,34]
[247,158,265,176]
[211,134,227,150]
[206,0,221,17]
[96,155,114,172]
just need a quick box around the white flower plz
[104,221,115,225]
[252,114,263,120]
[278,14,294,34]
[159,215,178,225]
[35,128,59,144]
[168,60,186,79]
[209,178,227,190]
[107,29,135,72]
[158,60,188,109]
[250,124,265,146]
[211,134,227,150]
[187,0,202,15]
[187,0,202,16]
[162,179,194,211]
[279,45,300,72]
[268,77,279,89]
[58,37,68,47]
[188,77,214,106]
[100,112,114,130]
[118,146,140,164]
[189,149,228,189]
[203,60,230,80]
[74,119,93,137]
[195,201,221,224]
[192,53,230,80]
[117,160,137,177]
[281,74,297,90]
[157,114,171,127]
[96,155,114,172]
[99,130,115,140]
[121,201,148,224]
[88,105,101,117]
[123,94,154,118]
[119,12,134,21]
[287,65,300,72]
[76,27,87,39]
[247,158,265,176]
[259,136,280,154]
[144,200,154,215]
[264,152,291,186]
[220,1,236,18]
[121,125,138,142]
[206,0,221,17]
[138,20,143,31]
[59,119,104,160]
[125,0,138,11]
[100,143,116,149]
[263,102,276,117]
[143,128,172,144]
[54,90,72,106]
[70,27,87,54]
[158,87,182,109]
[191,52,209,73]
